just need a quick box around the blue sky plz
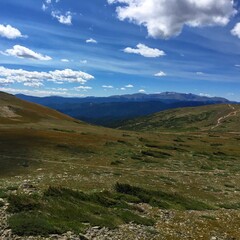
[0,0,240,100]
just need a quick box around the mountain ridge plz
[16,92,230,104]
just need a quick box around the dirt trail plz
[211,104,239,130]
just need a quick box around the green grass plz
[119,104,240,132]
[0,188,8,198]
[8,183,216,237]
[219,202,240,210]
[141,150,172,159]
[114,183,214,211]
[8,186,154,236]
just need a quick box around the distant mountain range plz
[16,92,231,127]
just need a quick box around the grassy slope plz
[0,91,75,124]
[0,93,240,239]
[119,104,240,132]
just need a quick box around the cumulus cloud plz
[49,69,94,84]
[42,0,52,11]
[2,45,52,61]
[125,84,134,88]
[42,0,72,25]
[86,38,98,44]
[102,85,114,89]
[154,71,166,77]
[0,67,94,88]
[51,11,72,25]
[231,23,240,38]
[23,82,44,88]
[123,43,165,57]
[108,0,236,39]
[138,89,146,93]
[0,24,25,39]
[0,87,83,97]
[0,78,14,85]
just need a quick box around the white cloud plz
[199,93,212,97]
[0,67,94,87]
[138,89,146,93]
[74,86,92,91]
[235,64,240,67]
[23,82,44,88]
[47,87,68,91]
[0,87,84,97]
[154,71,166,77]
[61,59,69,62]
[120,87,126,90]
[2,45,52,61]
[231,23,240,39]
[102,85,114,89]
[51,11,72,25]
[125,84,134,88]
[86,38,98,44]
[49,69,94,84]
[0,24,25,39]
[0,78,14,85]
[108,0,236,39]
[196,71,204,75]
[42,0,52,11]
[123,43,165,58]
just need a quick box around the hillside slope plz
[119,104,240,132]
[0,91,76,124]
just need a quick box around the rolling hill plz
[119,104,240,132]
[0,91,75,124]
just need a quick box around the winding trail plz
[211,104,239,130]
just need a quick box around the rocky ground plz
[1,197,240,240]
[0,201,159,240]
[0,179,240,240]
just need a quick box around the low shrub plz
[114,183,213,211]
[8,194,40,213]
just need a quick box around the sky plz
[0,0,240,100]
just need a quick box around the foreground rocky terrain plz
[0,177,239,240]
